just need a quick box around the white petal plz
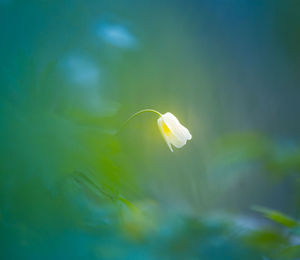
[157,112,192,151]
[179,124,192,140]
[157,117,174,152]
[166,133,186,148]
[162,112,191,143]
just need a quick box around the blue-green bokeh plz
[1,1,300,259]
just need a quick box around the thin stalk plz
[117,109,162,134]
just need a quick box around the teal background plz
[0,1,300,259]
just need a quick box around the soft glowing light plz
[62,54,100,86]
[97,23,138,49]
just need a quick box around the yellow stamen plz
[162,121,172,136]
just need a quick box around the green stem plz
[117,109,162,134]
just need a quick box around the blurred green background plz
[1,0,300,259]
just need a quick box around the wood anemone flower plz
[121,109,192,152]
[157,112,192,152]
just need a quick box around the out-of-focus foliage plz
[253,206,299,228]
[0,0,300,259]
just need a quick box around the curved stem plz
[117,109,162,134]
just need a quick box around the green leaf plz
[72,170,119,201]
[252,206,299,228]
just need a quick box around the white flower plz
[120,109,192,152]
[157,112,192,152]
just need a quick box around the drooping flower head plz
[157,112,192,152]
[120,109,192,152]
